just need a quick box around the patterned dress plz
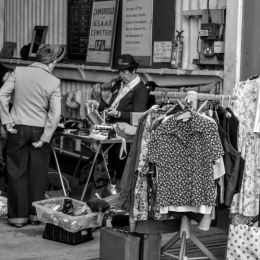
[230,80,260,217]
[132,111,164,220]
[148,112,224,209]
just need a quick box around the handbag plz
[226,215,260,259]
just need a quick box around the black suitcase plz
[100,227,140,260]
[139,233,161,260]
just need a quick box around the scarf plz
[110,75,141,109]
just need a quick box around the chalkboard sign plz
[67,0,93,60]
[86,0,119,66]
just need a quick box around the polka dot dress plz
[226,224,260,259]
[148,112,224,209]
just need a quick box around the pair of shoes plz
[29,220,41,225]
[14,223,24,228]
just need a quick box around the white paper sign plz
[121,0,153,65]
[153,41,172,63]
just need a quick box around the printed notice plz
[121,0,153,65]
[86,0,118,65]
[153,41,172,63]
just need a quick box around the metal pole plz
[52,146,68,197]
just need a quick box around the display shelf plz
[0,57,224,85]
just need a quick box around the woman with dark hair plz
[86,54,150,182]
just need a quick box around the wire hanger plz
[176,96,193,121]
[227,95,231,107]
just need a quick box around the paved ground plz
[0,218,100,260]
[0,218,227,260]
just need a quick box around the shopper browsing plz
[0,44,62,227]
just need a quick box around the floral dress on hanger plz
[230,79,260,217]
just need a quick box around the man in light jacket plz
[0,44,62,227]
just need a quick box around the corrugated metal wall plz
[60,80,93,119]
[4,0,226,100]
[5,0,227,69]
[5,0,67,57]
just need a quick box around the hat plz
[113,54,139,71]
[36,44,66,64]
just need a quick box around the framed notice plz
[153,41,172,63]
[0,42,17,59]
[86,0,119,66]
[28,26,48,58]
[121,0,153,66]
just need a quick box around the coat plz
[0,62,61,143]
[99,79,150,124]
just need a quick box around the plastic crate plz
[43,223,93,245]
[32,197,103,233]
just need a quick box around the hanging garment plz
[215,107,245,206]
[117,114,147,210]
[226,222,260,260]
[226,107,239,150]
[148,112,224,210]
[230,80,260,217]
[132,110,164,221]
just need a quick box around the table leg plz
[72,149,83,181]
[100,146,111,181]
[80,144,101,201]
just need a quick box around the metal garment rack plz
[150,90,236,105]
[149,90,234,260]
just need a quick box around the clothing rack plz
[150,90,236,101]
[149,90,228,260]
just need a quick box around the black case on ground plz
[100,227,140,260]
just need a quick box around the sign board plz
[121,0,153,66]
[153,41,172,63]
[67,0,93,60]
[86,0,119,66]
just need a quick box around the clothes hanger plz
[227,95,231,107]
[197,100,208,113]
[224,95,232,119]
[176,97,192,121]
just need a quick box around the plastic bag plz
[0,195,7,218]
